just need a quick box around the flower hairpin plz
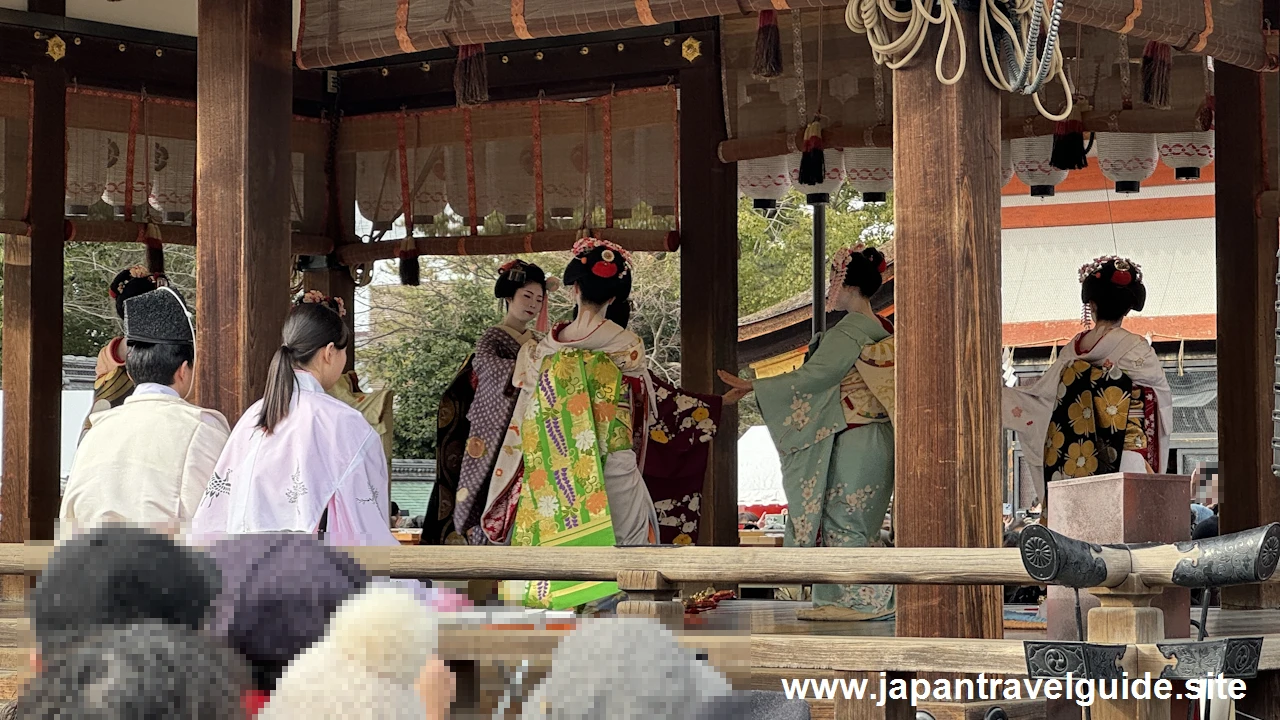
[298,289,347,317]
[1078,255,1143,286]
[110,266,164,298]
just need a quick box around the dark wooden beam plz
[337,29,714,114]
[677,18,737,548]
[1218,64,1280,614]
[0,63,64,556]
[194,0,293,423]
[892,5,1003,645]
[0,16,328,114]
[26,0,64,15]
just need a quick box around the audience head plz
[31,525,219,658]
[260,294,352,433]
[257,584,445,720]
[17,621,248,720]
[519,617,808,720]
[206,533,371,694]
[840,246,887,299]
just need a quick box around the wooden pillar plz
[892,9,1003,639]
[1217,63,1280,609]
[0,64,65,554]
[195,0,294,422]
[302,114,356,371]
[678,18,739,548]
[1217,62,1280,719]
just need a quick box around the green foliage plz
[737,186,894,317]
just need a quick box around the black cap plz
[124,288,193,345]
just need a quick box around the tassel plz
[798,119,825,186]
[146,245,165,275]
[1196,94,1215,132]
[1051,119,1089,171]
[1140,41,1172,110]
[752,10,783,79]
[454,44,489,107]
[398,252,420,286]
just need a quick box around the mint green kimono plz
[754,313,895,618]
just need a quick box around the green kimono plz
[512,347,635,610]
[755,313,896,618]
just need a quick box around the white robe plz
[189,371,398,548]
[1002,327,1173,502]
[60,384,231,542]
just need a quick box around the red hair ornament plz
[591,261,619,279]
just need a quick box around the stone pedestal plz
[1045,473,1191,719]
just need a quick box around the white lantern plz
[1156,131,1214,181]
[1012,136,1068,197]
[65,128,106,216]
[737,155,792,210]
[1096,132,1158,194]
[149,138,195,224]
[792,148,845,203]
[1001,140,1014,188]
[843,147,893,203]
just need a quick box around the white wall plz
[0,391,95,492]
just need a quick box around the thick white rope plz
[845,0,1072,120]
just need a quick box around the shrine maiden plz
[84,266,169,432]
[1003,256,1171,504]
[424,260,552,546]
[501,240,660,609]
[61,287,229,541]
[720,246,896,621]
[190,292,398,547]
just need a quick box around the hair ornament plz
[297,289,347,317]
[546,276,562,293]
[572,237,632,266]
[1078,255,1143,286]
[591,262,618,278]
[110,266,166,299]
[128,265,150,279]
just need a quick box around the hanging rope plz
[844,0,1071,120]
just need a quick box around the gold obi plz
[839,367,890,426]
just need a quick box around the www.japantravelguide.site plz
[779,672,1248,707]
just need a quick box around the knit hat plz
[206,533,370,692]
[257,584,440,720]
[30,525,220,656]
[519,618,729,720]
[123,286,193,345]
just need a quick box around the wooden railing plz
[4,529,1280,719]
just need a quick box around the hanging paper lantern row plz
[792,149,845,203]
[1155,131,1214,181]
[1012,136,1068,197]
[1095,132,1158,194]
[1001,141,1014,189]
[843,147,892,203]
[738,155,792,210]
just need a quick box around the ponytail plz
[258,345,297,434]
[257,303,351,434]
